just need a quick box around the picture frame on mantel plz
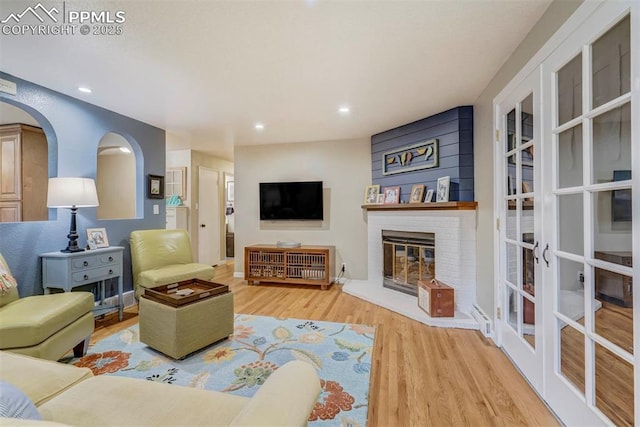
[424,189,434,203]
[436,176,450,202]
[383,186,400,204]
[409,184,425,204]
[363,184,381,204]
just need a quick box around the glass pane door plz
[544,10,635,426]
[498,71,542,390]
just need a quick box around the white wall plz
[234,137,370,279]
[473,0,584,316]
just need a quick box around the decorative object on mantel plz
[382,139,439,175]
[436,176,450,202]
[383,186,400,204]
[363,184,380,204]
[47,177,99,253]
[376,194,384,204]
[409,184,425,204]
[424,189,434,203]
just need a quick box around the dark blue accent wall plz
[371,106,474,202]
[0,72,166,297]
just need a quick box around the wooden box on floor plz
[417,279,454,317]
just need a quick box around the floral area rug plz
[70,314,375,426]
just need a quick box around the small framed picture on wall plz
[148,174,164,199]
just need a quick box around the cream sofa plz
[0,351,321,426]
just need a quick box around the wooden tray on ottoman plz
[142,279,229,307]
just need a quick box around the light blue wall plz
[0,72,166,297]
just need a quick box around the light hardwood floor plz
[93,262,560,427]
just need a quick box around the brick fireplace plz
[343,203,479,329]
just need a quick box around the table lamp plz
[47,177,99,253]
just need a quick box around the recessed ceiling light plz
[78,86,92,93]
[339,106,350,114]
[255,123,265,130]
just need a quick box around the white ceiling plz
[0,0,551,161]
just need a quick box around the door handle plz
[200,224,206,228]
[533,241,539,264]
[542,243,549,267]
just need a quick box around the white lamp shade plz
[47,177,99,208]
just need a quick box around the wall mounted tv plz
[259,181,324,221]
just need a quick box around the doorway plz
[198,166,221,266]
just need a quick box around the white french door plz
[541,3,637,425]
[495,1,639,425]
[497,70,543,391]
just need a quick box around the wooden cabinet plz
[595,251,633,307]
[0,124,48,222]
[244,244,335,289]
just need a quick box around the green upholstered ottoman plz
[139,285,234,359]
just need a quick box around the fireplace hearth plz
[382,230,435,296]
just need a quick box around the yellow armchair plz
[0,254,94,361]
[129,229,215,298]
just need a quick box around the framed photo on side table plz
[436,176,450,202]
[410,184,425,203]
[86,228,109,249]
[363,185,381,204]
[383,186,400,204]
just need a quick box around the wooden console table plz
[244,244,335,289]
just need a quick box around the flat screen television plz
[259,181,323,220]
[612,170,631,222]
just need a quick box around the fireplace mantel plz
[361,201,477,212]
